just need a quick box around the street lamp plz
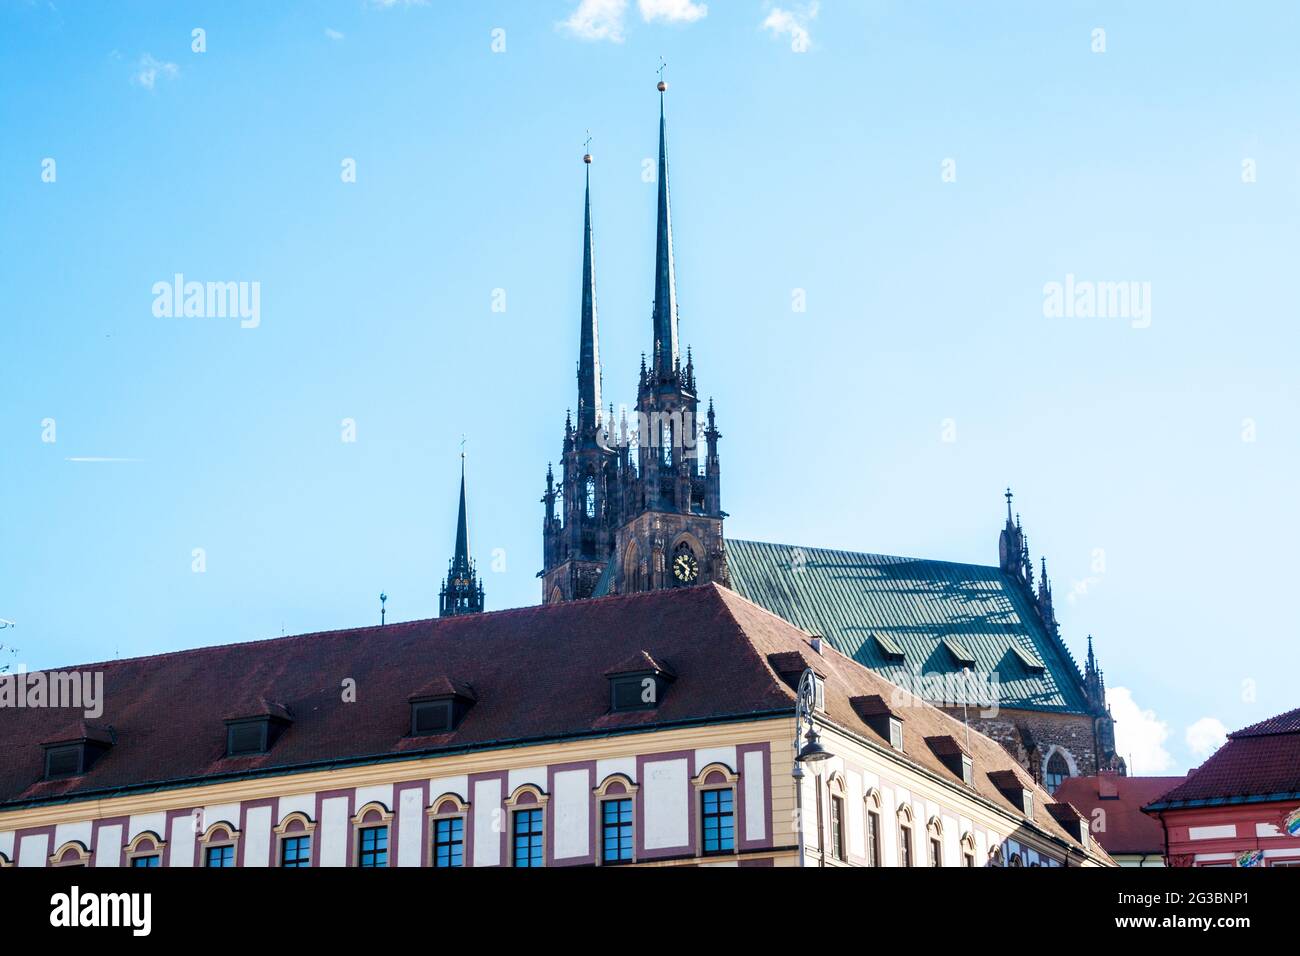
[792,666,833,866]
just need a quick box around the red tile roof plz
[1145,707,1300,808]
[0,585,1105,857]
[1053,775,1183,855]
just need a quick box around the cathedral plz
[454,81,1124,791]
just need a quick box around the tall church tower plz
[542,80,727,603]
[541,151,621,603]
[440,456,484,616]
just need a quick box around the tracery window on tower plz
[585,476,597,519]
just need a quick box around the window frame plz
[198,821,240,868]
[124,831,167,868]
[594,775,639,866]
[504,785,549,868]
[350,801,393,869]
[864,790,883,868]
[692,763,739,858]
[426,793,469,869]
[897,804,915,867]
[273,812,317,868]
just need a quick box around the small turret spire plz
[441,450,484,616]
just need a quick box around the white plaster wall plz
[95,824,123,867]
[277,792,316,822]
[596,756,636,784]
[975,829,988,866]
[54,820,93,852]
[744,749,767,843]
[168,816,195,867]
[553,768,590,860]
[643,758,689,850]
[128,812,167,842]
[18,833,49,867]
[243,805,272,867]
[472,778,502,867]
[354,783,394,812]
[695,746,737,774]
[397,787,423,868]
[881,785,898,866]
[942,813,960,866]
[1190,824,1236,840]
[507,766,548,795]
[319,795,350,866]
[429,774,469,802]
[202,803,240,832]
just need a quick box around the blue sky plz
[2,1,1297,776]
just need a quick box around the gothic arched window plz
[661,419,673,467]
[584,476,597,519]
[1045,752,1069,794]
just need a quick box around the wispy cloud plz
[561,0,628,42]
[132,54,178,91]
[762,2,817,52]
[324,28,345,41]
[1185,717,1228,760]
[639,0,707,24]
[1108,687,1174,774]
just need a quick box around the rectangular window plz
[280,835,311,868]
[930,837,942,867]
[602,799,634,864]
[701,789,735,855]
[888,719,904,750]
[358,826,388,868]
[130,855,160,868]
[513,809,544,867]
[433,817,464,868]
[205,845,235,868]
[866,811,882,867]
[829,796,845,861]
[899,826,913,867]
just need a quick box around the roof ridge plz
[729,538,1001,574]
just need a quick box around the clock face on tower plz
[672,551,699,585]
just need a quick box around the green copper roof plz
[726,539,1090,713]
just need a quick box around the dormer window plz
[41,724,112,780]
[1047,803,1089,847]
[605,651,674,713]
[851,695,905,751]
[925,735,972,784]
[943,637,976,669]
[989,770,1036,819]
[407,678,476,737]
[223,698,292,757]
[871,632,906,664]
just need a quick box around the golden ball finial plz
[583,153,592,164]
[657,80,668,92]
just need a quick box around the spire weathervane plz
[584,129,593,164]
[657,57,668,91]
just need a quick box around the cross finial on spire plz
[657,56,668,90]
[1005,487,1014,523]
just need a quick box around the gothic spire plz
[453,453,470,570]
[577,149,602,433]
[651,78,679,378]
[441,452,484,616]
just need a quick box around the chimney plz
[1098,770,1119,799]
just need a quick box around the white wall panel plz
[744,750,767,843]
[397,787,424,867]
[243,805,272,867]
[643,758,689,850]
[319,796,350,866]
[95,824,123,867]
[473,778,502,867]
[168,815,195,867]
[553,768,591,859]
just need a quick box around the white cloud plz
[1186,717,1228,760]
[1107,687,1174,774]
[132,54,178,91]
[639,0,707,23]
[762,2,817,52]
[325,28,345,41]
[561,0,628,42]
